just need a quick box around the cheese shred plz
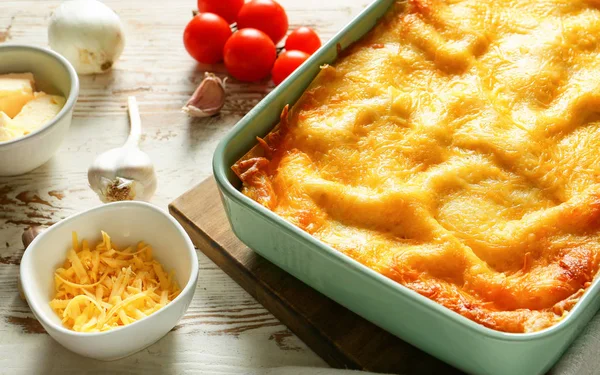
[50,231,181,332]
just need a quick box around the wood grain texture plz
[169,177,463,374]
[0,0,372,373]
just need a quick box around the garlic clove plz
[22,226,43,249]
[182,72,226,117]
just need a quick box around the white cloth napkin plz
[248,311,600,375]
[549,310,600,375]
[250,368,383,375]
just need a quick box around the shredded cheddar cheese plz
[50,231,181,332]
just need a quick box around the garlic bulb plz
[182,73,226,117]
[48,0,125,75]
[88,96,157,203]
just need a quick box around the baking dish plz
[212,0,600,373]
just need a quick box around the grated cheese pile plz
[50,231,181,332]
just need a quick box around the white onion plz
[48,0,125,75]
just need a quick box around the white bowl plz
[0,44,79,176]
[20,202,199,361]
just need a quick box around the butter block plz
[0,111,10,126]
[0,73,35,118]
[9,92,66,135]
[0,112,17,142]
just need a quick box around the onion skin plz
[48,0,125,75]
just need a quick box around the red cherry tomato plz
[183,13,232,64]
[237,0,288,44]
[197,0,244,24]
[271,50,310,85]
[285,27,321,55]
[224,28,277,82]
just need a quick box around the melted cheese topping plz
[234,0,600,333]
[50,232,180,332]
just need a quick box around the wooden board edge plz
[168,195,362,371]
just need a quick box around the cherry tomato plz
[237,0,288,44]
[224,28,276,82]
[183,13,232,64]
[197,0,244,24]
[285,27,321,55]
[271,50,310,85]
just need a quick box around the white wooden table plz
[0,1,371,373]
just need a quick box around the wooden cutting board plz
[168,177,463,374]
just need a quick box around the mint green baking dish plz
[212,1,600,373]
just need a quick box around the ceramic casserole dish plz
[212,1,600,374]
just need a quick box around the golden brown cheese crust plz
[233,0,600,333]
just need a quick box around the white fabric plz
[247,311,600,375]
[249,367,383,375]
[549,311,600,375]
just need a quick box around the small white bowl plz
[20,202,199,361]
[0,44,79,176]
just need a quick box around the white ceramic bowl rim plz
[20,201,199,338]
[0,44,79,147]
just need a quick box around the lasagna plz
[233,0,600,333]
